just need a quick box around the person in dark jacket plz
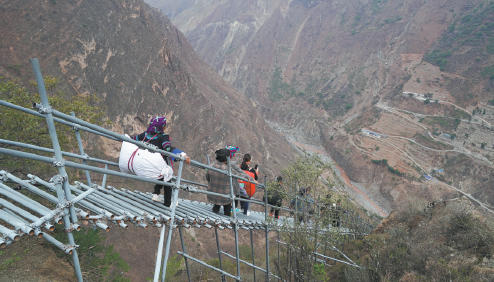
[330,202,342,227]
[131,116,190,207]
[264,176,283,219]
[290,187,314,223]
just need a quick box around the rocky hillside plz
[0,0,299,280]
[149,0,494,217]
[334,197,494,281]
[0,0,297,178]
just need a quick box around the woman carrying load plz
[131,116,190,207]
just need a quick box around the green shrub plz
[388,166,402,176]
[426,50,451,68]
[268,67,292,101]
[0,76,109,177]
[461,15,472,23]
[481,65,494,77]
[487,42,494,54]
[164,255,183,282]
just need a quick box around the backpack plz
[239,170,256,197]
[119,134,173,181]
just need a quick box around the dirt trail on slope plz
[287,138,388,217]
[335,165,388,217]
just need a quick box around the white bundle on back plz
[119,136,173,181]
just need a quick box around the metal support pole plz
[221,251,272,274]
[351,209,354,234]
[154,226,166,282]
[0,181,52,214]
[288,248,291,282]
[208,154,226,282]
[334,237,337,265]
[264,175,270,281]
[0,100,119,141]
[208,154,227,282]
[0,224,20,242]
[277,231,280,281]
[346,198,349,229]
[31,58,83,282]
[250,228,256,282]
[215,226,227,282]
[178,227,191,282]
[294,250,298,282]
[71,111,92,186]
[0,198,41,225]
[295,194,298,225]
[102,164,108,188]
[323,242,327,265]
[314,195,320,265]
[178,252,240,280]
[227,156,241,282]
[0,209,34,235]
[161,160,184,282]
[0,139,118,167]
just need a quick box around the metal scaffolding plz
[0,59,371,281]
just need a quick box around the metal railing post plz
[208,154,226,282]
[215,226,227,282]
[227,156,241,282]
[250,228,256,282]
[153,226,166,282]
[314,195,320,266]
[178,226,191,282]
[277,231,280,281]
[264,175,270,281]
[71,111,92,186]
[288,248,291,282]
[101,164,108,188]
[161,159,184,282]
[30,58,83,282]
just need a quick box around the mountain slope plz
[335,197,494,281]
[0,0,298,280]
[149,0,494,216]
[0,0,296,175]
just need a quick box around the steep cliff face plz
[0,0,297,176]
[151,0,467,106]
[0,1,298,280]
[149,0,494,215]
